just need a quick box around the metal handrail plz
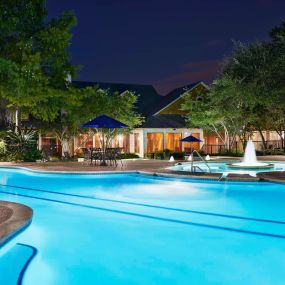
[190,150,211,173]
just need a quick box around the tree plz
[0,0,77,127]
[41,87,144,155]
[182,76,251,151]
[183,23,285,152]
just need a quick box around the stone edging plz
[1,165,285,183]
[0,201,33,247]
[0,165,270,183]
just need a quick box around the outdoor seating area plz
[82,147,123,166]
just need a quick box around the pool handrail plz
[190,150,211,173]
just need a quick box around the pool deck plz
[0,201,33,247]
[0,155,284,182]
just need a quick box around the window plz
[166,133,181,151]
[183,133,201,153]
[147,133,163,153]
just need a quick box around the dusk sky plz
[48,1,285,94]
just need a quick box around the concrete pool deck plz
[0,201,33,247]
[0,155,284,182]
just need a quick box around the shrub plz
[117,153,139,159]
[3,127,42,162]
[170,151,185,159]
[0,140,6,156]
[145,152,154,159]
[5,127,37,158]
[217,150,243,157]
[23,149,43,162]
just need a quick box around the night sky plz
[47,1,285,94]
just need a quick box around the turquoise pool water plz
[1,167,285,284]
[171,160,285,176]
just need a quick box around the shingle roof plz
[73,80,206,129]
[141,114,186,128]
[73,81,161,117]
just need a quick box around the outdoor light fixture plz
[169,156,175,162]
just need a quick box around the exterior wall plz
[139,128,203,157]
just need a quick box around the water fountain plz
[228,140,273,169]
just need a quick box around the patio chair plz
[41,149,50,162]
[83,148,92,165]
[114,147,123,167]
[63,152,71,160]
[105,148,117,166]
[91,148,103,165]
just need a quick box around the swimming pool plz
[1,167,285,284]
[171,160,285,176]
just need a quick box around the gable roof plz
[73,81,161,117]
[72,80,208,129]
[141,114,186,128]
[152,81,209,116]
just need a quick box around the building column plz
[38,133,42,150]
[199,129,204,150]
[129,133,135,153]
[163,130,167,150]
[143,129,148,156]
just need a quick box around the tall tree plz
[0,0,77,127]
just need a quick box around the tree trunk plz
[258,128,267,152]
[15,107,21,129]
[61,138,74,157]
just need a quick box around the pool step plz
[221,174,261,182]
[0,243,37,285]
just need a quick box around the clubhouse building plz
[38,81,282,157]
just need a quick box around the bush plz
[0,140,6,156]
[23,149,43,162]
[145,152,154,159]
[1,127,43,162]
[217,150,243,157]
[170,151,185,159]
[117,153,139,159]
[5,127,37,157]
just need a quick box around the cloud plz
[154,59,223,95]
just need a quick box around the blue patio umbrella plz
[180,135,202,153]
[180,135,202,143]
[81,115,128,165]
[80,114,128,129]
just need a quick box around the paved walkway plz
[0,156,285,182]
[0,201,33,247]
[0,159,177,172]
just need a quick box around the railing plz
[190,150,211,173]
[202,140,284,154]
[202,144,227,154]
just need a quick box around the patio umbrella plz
[80,115,128,165]
[180,135,202,153]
